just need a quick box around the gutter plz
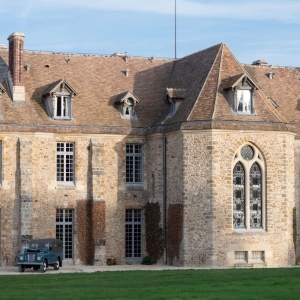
[163,133,167,265]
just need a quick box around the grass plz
[1,268,300,299]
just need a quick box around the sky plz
[0,0,300,66]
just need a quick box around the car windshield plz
[25,242,49,250]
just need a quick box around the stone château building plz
[0,32,299,267]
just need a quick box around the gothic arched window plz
[233,144,265,230]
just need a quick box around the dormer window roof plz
[42,79,77,120]
[224,73,258,115]
[165,88,186,117]
[115,91,140,120]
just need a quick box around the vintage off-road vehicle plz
[17,238,63,273]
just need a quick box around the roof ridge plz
[175,43,223,63]
[212,44,224,120]
[186,44,223,122]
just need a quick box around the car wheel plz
[40,261,47,273]
[18,265,25,273]
[54,260,60,270]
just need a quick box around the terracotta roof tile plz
[0,49,173,129]
[1,40,299,136]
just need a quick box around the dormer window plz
[166,88,186,117]
[124,98,135,117]
[43,79,77,120]
[55,96,71,118]
[115,91,140,120]
[237,89,251,113]
[224,74,258,115]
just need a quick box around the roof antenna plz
[175,0,177,59]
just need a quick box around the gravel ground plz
[0,264,211,275]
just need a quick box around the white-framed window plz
[125,209,142,258]
[233,144,266,230]
[115,91,140,120]
[55,96,71,119]
[43,79,77,121]
[126,144,143,183]
[224,74,257,115]
[122,98,136,119]
[56,142,74,183]
[56,209,74,260]
[237,90,251,113]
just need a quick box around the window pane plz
[56,142,74,183]
[237,90,251,113]
[126,144,143,183]
[125,209,142,258]
[56,96,62,116]
[56,209,73,259]
[233,162,245,228]
[250,163,262,228]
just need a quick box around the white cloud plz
[2,0,300,23]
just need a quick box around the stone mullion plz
[19,139,33,250]
[245,165,250,229]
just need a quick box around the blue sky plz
[1,0,300,66]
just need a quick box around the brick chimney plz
[7,32,25,102]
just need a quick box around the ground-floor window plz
[125,209,142,258]
[56,209,73,260]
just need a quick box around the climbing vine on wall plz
[93,202,106,246]
[77,200,106,265]
[293,207,297,253]
[167,203,183,264]
[144,202,163,264]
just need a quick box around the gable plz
[42,78,78,97]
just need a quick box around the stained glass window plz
[250,163,262,228]
[233,162,245,228]
[233,144,265,230]
[241,145,254,160]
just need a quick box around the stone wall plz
[180,129,296,267]
[0,132,149,266]
[294,140,300,263]
[0,128,297,267]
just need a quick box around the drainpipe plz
[163,133,167,265]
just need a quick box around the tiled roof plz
[243,63,300,131]
[1,40,300,135]
[163,44,223,125]
[0,49,173,130]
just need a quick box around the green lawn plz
[1,268,300,299]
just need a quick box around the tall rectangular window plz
[126,144,143,183]
[125,209,142,258]
[56,142,74,183]
[56,209,73,260]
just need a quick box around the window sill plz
[53,117,72,121]
[125,183,144,191]
[56,184,76,190]
[235,112,256,116]
[233,228,266,235]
